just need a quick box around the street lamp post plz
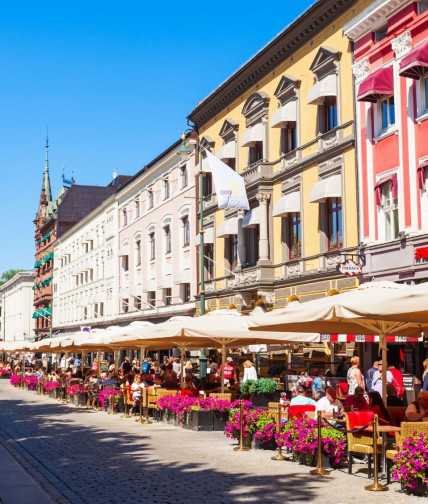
[178,129,207,378]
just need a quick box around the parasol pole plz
[220,341,226,394]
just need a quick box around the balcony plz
[241,161,272,185]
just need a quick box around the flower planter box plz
[255,437,277,451]
[213,411,228,431]
[183,410,214,431]
[401,482,428,497]
[249,391,281,408]
[49,389,59,399]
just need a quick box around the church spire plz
[42,132,52,203]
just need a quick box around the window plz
[182,216,190,247]
[227,235,239,270]
[181,283,191,302]
[147,188,154,209]
[380,96,395,130]
[149,233,156,260]
[134,296,141,310]
[374,24,388,43]
[288,213,301,259]
[204,243,214,280]
[134,199,140,219]
[281,125,297,154]
[327,198,343,250]
[163,178,170,199]
[135,240,141,267]
[422,74,428,113]
[122,255,129,272]
[122,209,128,227]
[164,225,171,254]
[249,142,263,165]
[181,166,188,188]
[163,288,172,306]
[202,173,212,196]
[122,299,129,313]
[320,96,338,133]
[381,182,399,241]
[98,302,104,317]
[419,0,428,14]
[147,291,156,308]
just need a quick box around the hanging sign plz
[337,259,362,276]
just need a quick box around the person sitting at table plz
[204,373,223,392]
[315,386,344,419]
[160,373,180,389]
[344,386,370,411]
[386,384,404,407]
[181,374,198,396]
[290,385,316,406]
[405,390,428,421]
[368,391,391,425]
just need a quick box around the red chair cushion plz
[288,405,316,420]
[347,410,374,430]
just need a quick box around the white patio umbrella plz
[249,281,427,399]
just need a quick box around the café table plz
[356,424,401,480]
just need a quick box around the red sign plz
[338,259,362,276]
[415,247,428,260]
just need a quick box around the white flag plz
[204,151,249,210]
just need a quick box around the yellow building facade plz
[188,0,366,315]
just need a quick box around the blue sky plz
[0,0,315,274]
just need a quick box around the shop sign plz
[337,259,362,276]
[414,246,428,261]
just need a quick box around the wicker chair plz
[268,402,281,424]
[152,388,178,420]
[346,411,382,478]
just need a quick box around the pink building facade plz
[344,0,428,374]
[344,0,428,283]
[116,136,198,322]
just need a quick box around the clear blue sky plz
[0,0,315,274]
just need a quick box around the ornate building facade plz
[187,0,363,319]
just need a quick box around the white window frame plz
[377,179,399,242]
[377,94,396,136]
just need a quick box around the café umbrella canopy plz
[249,281,427,399]
[109,309,319,392]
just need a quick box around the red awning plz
[399,40,428,80]
[319,334,423,343]
[418,159,428,190]
[357,66,394,103]
[374,174,398,206]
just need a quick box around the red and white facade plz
[344,0,428,283]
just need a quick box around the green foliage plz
[0,269,24,286]
[241,378,278,395]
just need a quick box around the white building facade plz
[0,271,35,341]
[116,136,199,323]
[52,196,119,331]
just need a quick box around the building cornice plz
[188,0,356,128]
[343,0,411,41]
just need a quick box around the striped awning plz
[319,334,423,343]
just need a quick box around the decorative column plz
[257,192,271,264]
[237,210,245,270]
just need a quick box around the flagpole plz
[178,129,207,378]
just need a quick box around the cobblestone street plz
[0,381,425,504]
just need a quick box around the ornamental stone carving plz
[326,254,342,266]
[287,262,301,275]
[257,289,275,304]
[391,30,412,59]
[352,58,370,83]
[256,192,271,204]
[205,281,216,293]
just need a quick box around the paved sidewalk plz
[0,381,426,504]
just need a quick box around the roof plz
[188,0,356,127]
